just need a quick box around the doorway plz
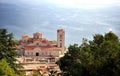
[36,52,39,56]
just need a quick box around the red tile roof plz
[24,46,62,51]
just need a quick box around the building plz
[17,29,65,75]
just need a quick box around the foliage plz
[58,44,81,76]
[58,32,120,76]
[0,59,17,76]
[0,29,20,73]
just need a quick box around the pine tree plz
[0,29,19,73]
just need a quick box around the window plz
[36,43,39,46]
[36,52,39,56]
[60,35,62,38]
[49,52,51,55]
[31,52,33,55]
[45,52,47,55]
[42,52,44,56]
[60,43,62,47]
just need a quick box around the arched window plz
[27,52,29,55]
[49,52,51,55]
[60,35,62,38]
[46,52,47,55]
[42,52,44,56]
[36,43,39,46]
[31,52,33,56]
[60,43,62,47]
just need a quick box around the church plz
[17,29,65,75]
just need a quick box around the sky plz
[0,0,120,47]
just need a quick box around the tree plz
[57,44,81,76]
[0,59,17,76]
[93,34,104,46]
[0,29,19,73]
[58,31,120,76]
[104,32,119,42]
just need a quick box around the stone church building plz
[18,28,65,64]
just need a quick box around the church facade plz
[18,28,65,63]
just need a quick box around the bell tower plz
[57,29,65,52]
